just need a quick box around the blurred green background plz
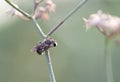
[0,0,120,82]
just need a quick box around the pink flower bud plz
[45,0,56,13]
[33,7,49,20]
[83,10,120,38]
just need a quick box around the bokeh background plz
[0,0,120,82]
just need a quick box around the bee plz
[33,38,57,55]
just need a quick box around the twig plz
[33,0,44,14]
[45,51,56,82]
[46,0,88,36]
[104,37,114,82]
[32,17,56,82]
[5,0,32,19]
[32,17,46,38]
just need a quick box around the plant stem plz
[46,0,88,36]
[5,1,56,81]
[5,0,32,19]
[33,0,43,14]
[104,37,114,82]
[32,18,56,82]
[45,51,56,82]
[32,17,46,38]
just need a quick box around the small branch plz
[45,51,56,82]
[32,13,56,82]
[32,17,46,38]
[33,0,44,14]
[5,0,32,19]
[104,37,114,82]
[46,0,88,36]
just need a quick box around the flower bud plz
[33,7,49,20]
[45,0,56,13]
[83,10,120,38]
[6,8,30,21]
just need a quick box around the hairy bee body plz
[33,38,57,55]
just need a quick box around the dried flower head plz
[83,10,120,38]
[6,8,30,21]
[33,0,56,20]
[45,0,56,13]
[33,38,57,55]
[33,7,49,20]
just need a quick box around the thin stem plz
[32,17,46,38]
[33,0,43,14]
[46,0,88,36]
[32,16,56,82]
[5,0,32,19]
[5,1,56,82]
[45,51,56,82]
[104,37,114,82]
[32,12,56,82]
[5,0,45,38]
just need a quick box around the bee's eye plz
[53,42,57,47]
